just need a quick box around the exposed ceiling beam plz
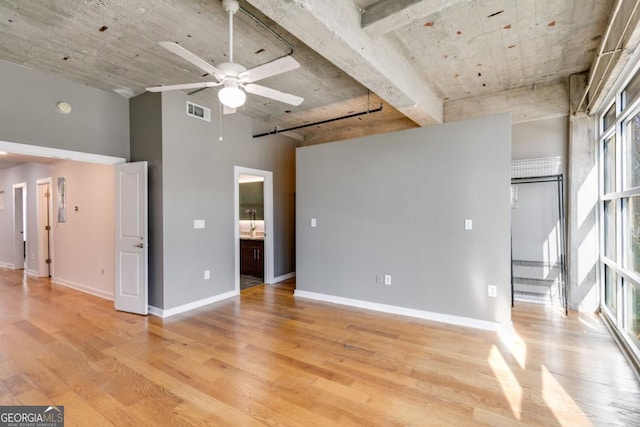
[361,0,468,36]
[444,82,569,124]
[246,0,443,126]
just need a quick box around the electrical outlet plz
[204,270,210,280]
[488,285,497,297]
[376,274,383,284]
[311,218,317,227]
[384,275,392,286]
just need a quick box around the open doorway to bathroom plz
[234,166,274,292]
[239,174,264,289]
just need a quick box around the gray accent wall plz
[0,60,129,159]
[296,113,512,324]
[130,90,297,310]
[130,92,164,308]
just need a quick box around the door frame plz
[36,177,53,278]
[12,182,26,270]
[234,166,274,292]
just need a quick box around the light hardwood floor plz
[0,268,639,426]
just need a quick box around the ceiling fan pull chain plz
[219,102,224,141]
[229,10,233,62]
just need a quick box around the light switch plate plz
[464,219,473,230]
[194,219,205,229]
[311,218,317,227]
[488,285,497,297]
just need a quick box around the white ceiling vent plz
[186,101,211,122]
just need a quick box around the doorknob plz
[133,243,144,248]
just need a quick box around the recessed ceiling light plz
[56,101,72,114]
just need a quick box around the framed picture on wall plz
[57,177,66,222]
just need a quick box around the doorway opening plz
[234,166,274,292]
[13,183,26,270]
[511,174,567,314]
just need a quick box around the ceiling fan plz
[146,0,303,113]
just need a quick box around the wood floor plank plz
[1,268,639,426]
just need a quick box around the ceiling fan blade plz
[238,56,300,83]
[244,84,304,106]
[146,81,222,92]
[158,42,224,81]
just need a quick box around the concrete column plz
[567,74,599,311]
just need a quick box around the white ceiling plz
[0,0,615,153]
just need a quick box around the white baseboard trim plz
[51,277,114,301]
[272,272,295,284]
[294,290,503,331]
[25,269,39,278]
[149,290,238,318]
[0,261,15,269]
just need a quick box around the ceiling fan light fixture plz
[218,84,246,108]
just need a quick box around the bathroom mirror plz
[239,181,264,220]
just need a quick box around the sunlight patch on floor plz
[541,364,592,426]
[488,345,522,419]
[497,322,527,369]
[578,314,601,332]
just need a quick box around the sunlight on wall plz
[572,163,599,310]
[488,345,523,419]
[541,365,591,425]
[577,167,597,229]
[544,222,561,278]
[578,226,598,286]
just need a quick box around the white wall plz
[51,161,115,299]
[512,116,567,163]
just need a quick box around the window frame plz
[597,54,640,362]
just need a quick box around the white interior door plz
[115,162,148,315]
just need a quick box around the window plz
[623,72,640,109]
[625,114,640,190]
[604,136,616,194]
[603,103,616,131]
[598,61,640,362]
[625,279,640,347]
[625,196,640,274]
[605,266,617,315]
[605,200,617,261]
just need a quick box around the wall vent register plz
[186,101,211,122]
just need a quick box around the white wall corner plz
[149,290,238,318]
